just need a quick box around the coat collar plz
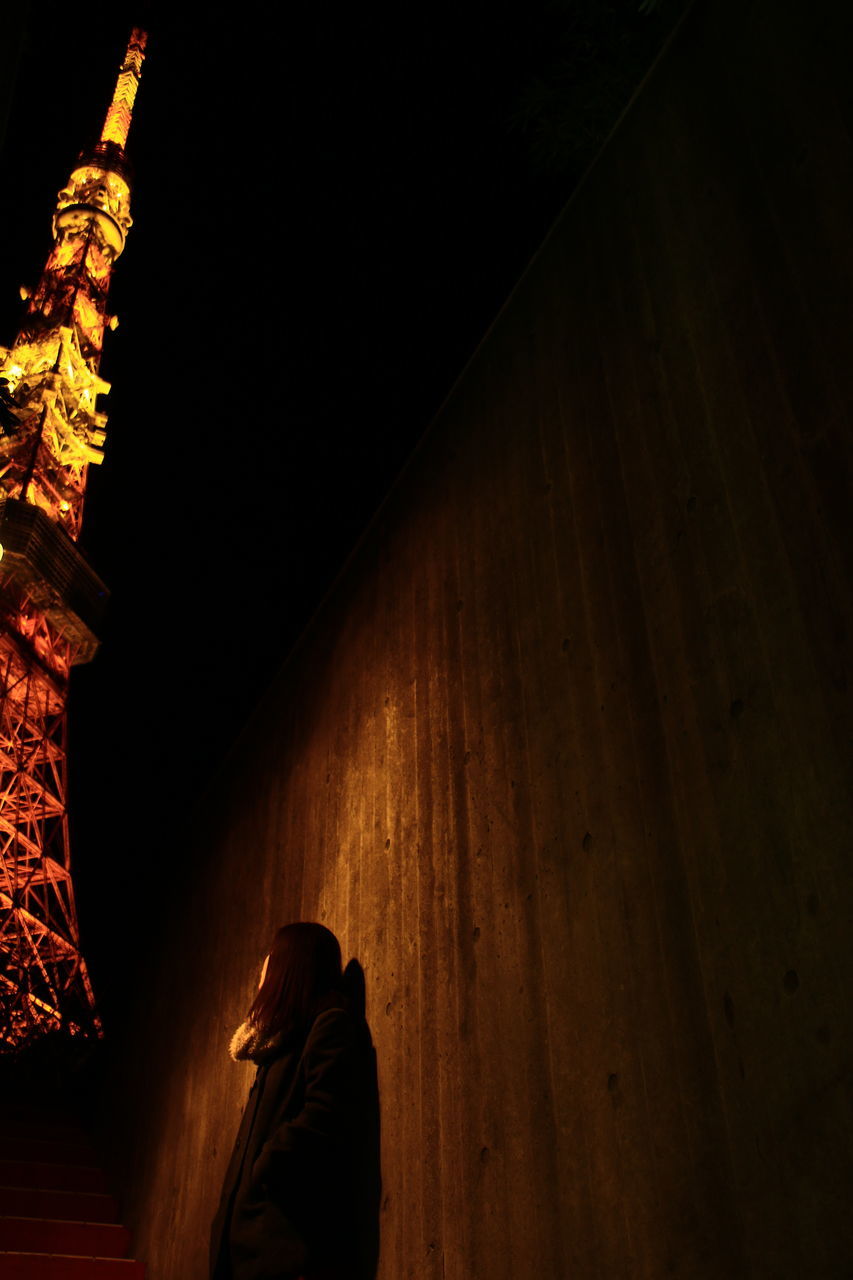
[229,1019,295,1064]
[229,988,351,1064]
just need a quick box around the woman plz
[210,922,374,1280]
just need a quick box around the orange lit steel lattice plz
[0,30,146,1050]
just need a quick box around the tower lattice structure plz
[0,31,147,1051]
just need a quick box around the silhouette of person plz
[210,922,379,1280]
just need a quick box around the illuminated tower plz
[0,31,147,1050]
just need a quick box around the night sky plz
[1,0,684,1022]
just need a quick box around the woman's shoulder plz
[313,987,351,1016]
[304,989,367,1057]
[309,988,356,1034]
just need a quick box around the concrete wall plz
[104,2,853,1276]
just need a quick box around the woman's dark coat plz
[210,990,372,1280]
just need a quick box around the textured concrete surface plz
[101,1,853,1275]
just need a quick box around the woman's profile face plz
[258,954,269,989]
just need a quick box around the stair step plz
[0,1190,118,1225]
[0,1255,144,1278]
[0,1105,141,1277]
[0,1125,85,1149]
[0,1115,84,1144]
[0,1140,97,1169]
[0,1164,106,1195]
[0,1218,130,1257]
[0,1101,79,1115]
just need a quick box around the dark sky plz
[1,0,684,1019]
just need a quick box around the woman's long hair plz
[248,922,342,1036]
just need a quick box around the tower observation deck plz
[0,30,147,1050]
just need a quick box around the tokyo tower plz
[0,31,147,1050]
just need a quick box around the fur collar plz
[229,1019,292,1064]
[229,990,350,1064]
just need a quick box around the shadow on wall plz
[342,958,382,1280]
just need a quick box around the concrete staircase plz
[0,1108,143,1278]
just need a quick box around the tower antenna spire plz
[15,27,148,367]
[100,28,147,152]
